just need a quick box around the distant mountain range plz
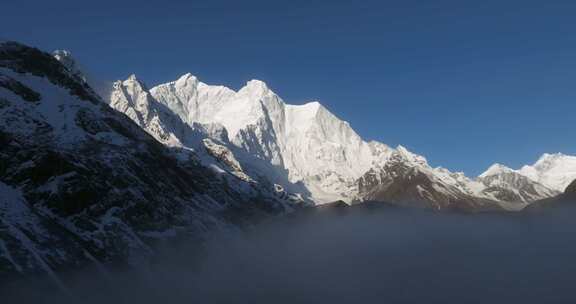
[103,52,574,210]
[0,41,574,281]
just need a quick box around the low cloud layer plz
[4,204,576,304]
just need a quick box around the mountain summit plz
[518,153,576,192]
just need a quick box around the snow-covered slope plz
[147,74,394,203]
[478,164,560,205]
[108,74,311,203]
[518,153,576,192]
[357,151,564,210]
[478,153,576,203]
[109,74,208,149]
[357,146,505,210]
[526,178,576,210]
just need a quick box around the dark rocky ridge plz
[564,179,576,197]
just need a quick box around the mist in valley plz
[3,203,576,304]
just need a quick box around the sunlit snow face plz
[518,153,576,192]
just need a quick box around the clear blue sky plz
[2,0,576,176]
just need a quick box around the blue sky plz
[2,0,576,176]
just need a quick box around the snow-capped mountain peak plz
[533,153,571,171]
[109,74,155,127]
[114,73,379,203]
[150,73,236,129]
[175,72,199,89]
[239,79,272,97]
[479,163,515,178]
[518,153,576,192]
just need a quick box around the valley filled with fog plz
[5,203,576,304]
